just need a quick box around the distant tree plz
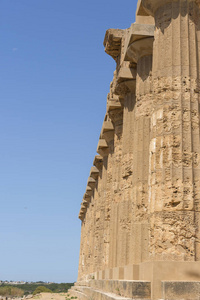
[33,286,52,295]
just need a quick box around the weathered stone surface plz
[162,281,200,300]
[104,29,125,61]
[77,0,200,299]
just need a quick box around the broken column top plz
[103,29,125,61]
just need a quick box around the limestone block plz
[162,281,200,300]
[124,265,139,280]
[88,279,151,299]
[113,267,124,280]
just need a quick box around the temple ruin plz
[70,0,200,299]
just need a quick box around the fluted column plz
[99,115,115,273]
[92,155,104,275]
[124,24,154,265]
[104,27,137,274]
[142,0,200,261]
[114,78,137,270]
[108,99,124,270]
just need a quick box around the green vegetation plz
[0,286,24,297]
[65,297,77,300]
[33,286,52,295]
[0,283,74,296]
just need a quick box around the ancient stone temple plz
[70,0,200,299]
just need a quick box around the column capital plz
[87,176,96,189]
[90,166,99,180]
[93,155,103,171]
[82,200,89,207]
[114,61,137,96]
[102,120,114,143]
[86,186,93,196]
[124,23,154,63]
[125,37,154,63]
[107,93,121,112]
[114,79,136,96]
[109,108,123,124]
[96,138,109,157]
[83,192,91,202]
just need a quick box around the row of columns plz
[78,21,155,281]
[78,0,200,283]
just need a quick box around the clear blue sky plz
[0,0,137,283]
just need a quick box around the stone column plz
[124,24,154,266]
[96,114,115,276]
[101,115,115,274]
[88,166,99,276]
[92,155,104,277]
[108,95,124,272]
[141,0,200,261]
[104,27,137,276]
[106,86,123,275]
[108,59,137,276]
[114,78,137,272]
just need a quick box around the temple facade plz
[70,0,200,299]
